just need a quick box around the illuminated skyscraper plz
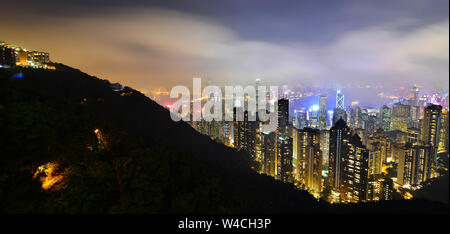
[362,114,377,142]
[396,144,408,185]
[329,119,351,190]
[293,128,323,192]
[329,119,369,202]
[391,103,410,132]
[261,131,277,177]
[336,89,344,109]
[277,99,289,136]
[349,106,364,129]
[409,86,420,106]
[438,109,448,154]
[255,78,261,111]
[319,130,330,178]
[367,129,391,176]
[421,104,442,166]
[403,144,432,186]
[233,109,257,158]
[254,123,263,168]
[327,110,334,127]
[277,136,293,183]
[410,86,419,100]
[379,105,392,132]
[341,134,369,202]
[406,105,420,129]
[294,109,308,129]
[308,105,320,129]
[318,96,328,130]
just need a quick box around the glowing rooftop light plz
[311,105,320,112]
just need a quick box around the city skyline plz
[1,0,449,221]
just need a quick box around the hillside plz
[0,64,447,214]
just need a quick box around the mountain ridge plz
[0,64,447,214]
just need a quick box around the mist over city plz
[0,0,448,230]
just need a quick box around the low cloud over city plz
[1,1,448,93]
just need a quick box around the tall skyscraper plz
[408,105,420,128]
[233,109,258,158]
[294,109,308,130]
[409,86,420,106]
[341,134,369,202]
[255,78,261,111]
[438,109,448,154]
[329,119,350,190]
[402,144,432,186]
[261,131,277,177]
[293,128,323,192]
[367,129,391,176]
[319,130,330,178]
[410,86,419,100]
[277,136,293,183]
[319,96,328,130]
[336,89,344,109]
[395,144,408,185]
[391,103,410,132]
[421,104,442,166]
[349,106,364,129]
[327,110,334,127]
[254,122,263,169]
[308,105,320,129]
[379,105,392,132]
[329,119,369,202]
[277,99,289,137]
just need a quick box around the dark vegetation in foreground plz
[0,65,447,214]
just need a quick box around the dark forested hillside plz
[0,65,447,214]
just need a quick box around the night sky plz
[1,0,448,106]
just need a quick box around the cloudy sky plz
[1,0,448,100]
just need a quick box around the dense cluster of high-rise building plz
[188,82,448,203]
[0,41,54,69]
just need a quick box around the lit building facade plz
[367,129,391,176]
[438,109,448,154]
[0,41,52,69]
[421,104,442,166]
[378,105,392,132]
[403,144,432,186]
[336,89,344,109]
[233,110,258,158]
[329,119,369,202]
[261,131,277,177]
[277,99,289,137]
[277,136,293,183]
[293,128,323,192]
[319,95,328,129]
[391,103,410,132]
